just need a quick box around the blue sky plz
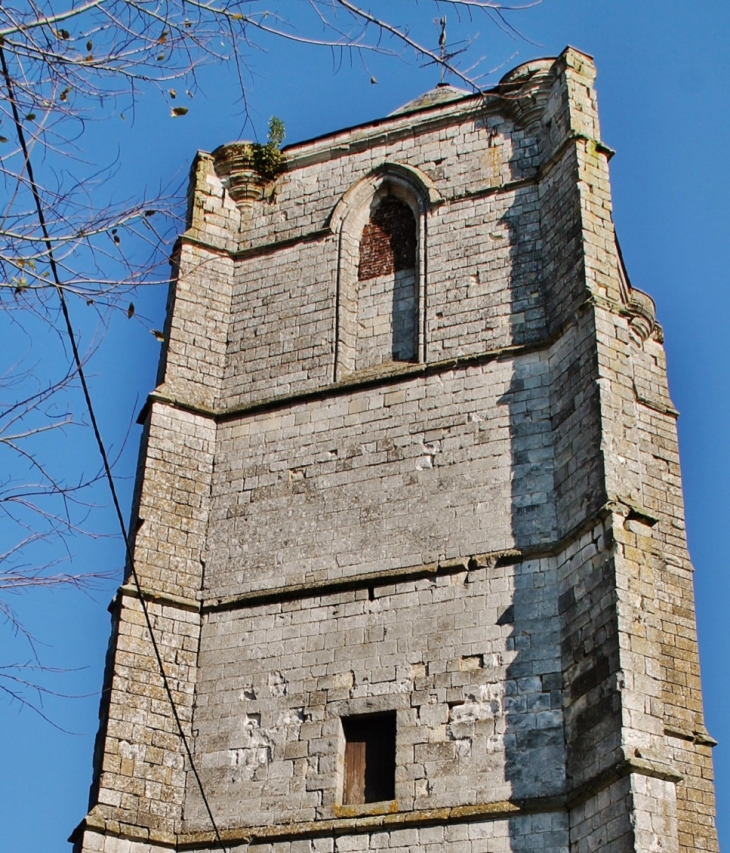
[1,2,728,850]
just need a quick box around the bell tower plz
[72,48,717,853]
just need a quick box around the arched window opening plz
[332,166,436,380]
[356,194,417,369]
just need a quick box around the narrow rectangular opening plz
[342,712,396,804]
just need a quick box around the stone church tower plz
[72,48,718,853]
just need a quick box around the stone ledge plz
[199,500,640,612]
[138,299,583,427]
[69,812,177,849]
[73,796,564,850]
[119,499,659,616]
[138,336,554,426]
[633,386,680,418]
[115,582,201,614]
[71,752,683,852]
[538,130,614,184]
[566,755,683,810]
[664,725,718,747]
[141,284,661,428]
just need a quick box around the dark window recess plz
[358,196,416,281]
[342,712,396,804]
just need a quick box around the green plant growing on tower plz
[252,116,286,181]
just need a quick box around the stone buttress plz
[71,47,718,853]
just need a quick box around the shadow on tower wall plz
[496,121,570,850]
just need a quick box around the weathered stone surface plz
[72,47,717,853]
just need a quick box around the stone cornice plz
[176,129,613,263]
[138,332,560,425]
[664,725,718,747]
[115,582,200,614]
[278,93,495,172]
[565,756,683,812]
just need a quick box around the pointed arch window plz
[332,165,439,380]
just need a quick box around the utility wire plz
[0,47,228,853]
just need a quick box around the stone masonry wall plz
[567,41,718,847]
[78,406,214,840]
[566,773,678,853]
[232,105,538,257]
[354,269,417,367]
[130,405,216,600]
[159,241,235,412]
[426,183,545,361]
[205,353,555,599]
[83,593,199,838]
[221,183,546,409]
[187,557,564,831]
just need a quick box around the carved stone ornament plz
[498,58,554,129]
[626,287,657,344]
[212,142,267,205]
